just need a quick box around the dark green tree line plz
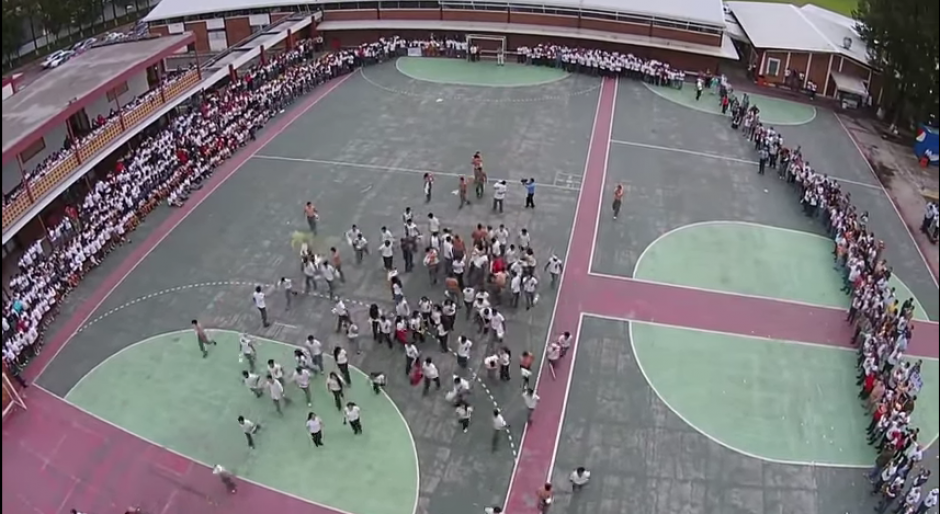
[855,0,940,124]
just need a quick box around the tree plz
[35,0,75,41]
[1,0,25,61]
[854,0,940,125]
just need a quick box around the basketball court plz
[2,53,938,514]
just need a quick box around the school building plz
[143,0,740,72]
[725,2,880,105]
[0,34,203,256]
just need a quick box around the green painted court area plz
[634,221,927,319]
[395,56,569,87]
[645,83,817,125]
[66,330,418,514]
[631,322,940,466]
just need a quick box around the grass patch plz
[757,0,858,16]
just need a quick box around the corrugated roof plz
[146,0,726,27]
[799,4,870,65]
[145,0,305,22]
[726,1,834,53]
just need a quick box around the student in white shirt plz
[523,275,539,310]
[454,400,473,434]
[306,411,324,447]
[333,299,350,333]
[239,333,257,372]
[305,335,324,373]
[266,374,286,415]
[557,331,573,357]
[404,342,420,377]
[242,370,263,398]
[422,357,441,395]
[347,320,360,354]
[267,358,286,389]
[343,402,363,434]
[252,286,271,327]
[545,255,563,289]
[326,372,346,411]
[523,388,540,423]
[380,240,395,270]
[569,467,591,491]
[491,409,509,452]
[293,366,313,406]
[279,276,296,310]
[492,180,507,213]
[455,336,473,369]
[237,415,261,449]
[333,346,352,386]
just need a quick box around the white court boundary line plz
[641,82,818,126]
[611,315,939,469]
[251,154,580,192]
[834,113,939,289]
[394,56,571,89]
[502,78,616,503]
[60,328,420,514]
[608,139,882,190]
[618,220,932,320]
[33,74,355,383]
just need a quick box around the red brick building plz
[144,0,741,72]
[727,2,881,106]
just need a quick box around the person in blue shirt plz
[523,178,536,209]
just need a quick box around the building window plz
[106,81,129,102]
[20,137,46,163]
[765,57,782,77]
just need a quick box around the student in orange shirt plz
[458,176,469,209]
[612,184,625,219]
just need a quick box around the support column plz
[229,64,238,82]
[823,54,834,97]
[286,28,294,50]
[65,119,81,164]
[114,96,126,131]
[803,53,813,89]
[260,45,266,66]
[16,154,34,202]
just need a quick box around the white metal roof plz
[146,0,726,27]
[798,4,869,65]
[726,1,834,53]
[145,0,306,22]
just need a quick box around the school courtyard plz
[3,58,938,514]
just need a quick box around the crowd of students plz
[716,91,937,514]
[515,44,688,86]
[2,70,192,209]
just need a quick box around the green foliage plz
[35,0,103,39]
[1,0,25,60]
[854,0,940,123]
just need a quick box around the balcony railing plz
[2,70,202,232]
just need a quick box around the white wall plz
[83,70,151,121]
[85,93,115,122]
[20,124,69,173]
[2,160,23,195]
[119,71,150,107]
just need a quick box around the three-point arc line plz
[65,279,518,458]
